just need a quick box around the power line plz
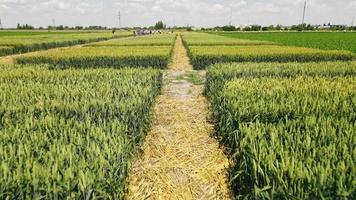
[229,9,233,26]
[118,11,121,28]
[302,1,307,25]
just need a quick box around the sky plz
[0,0,355,28]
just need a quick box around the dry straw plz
[128,35,231,199]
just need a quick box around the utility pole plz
[352,17,355,27]
[118,11,121,28]
[52,18,56,27]
[229,9,233,26]
[302,1,307,25]
[0,18,3,29]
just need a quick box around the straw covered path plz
[127,35,231,199]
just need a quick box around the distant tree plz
[85,26,107,30]
[330,25,346,31]
[291,24,305,31]
[290,23,314,31]
[243,26,251,31]
[222,25,236,31]
[290,25,298,31]
[57,25,64,30]
[17,23,34,30]
[251,25,261,31]
[154,21,166,29]
[262,26,269,31]
[275,24,282,30]
[112,28,116,34]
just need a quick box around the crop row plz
[206,62,356,199]
[0,31,132,57]
[0,31,120,37]
[181,32,353,69]
[185,45,353,69]
[0,66,162,199]
[214,32,356,54]
[182,32,275,46]
[205,61,356,100]
[86,33,177,47]
[15,46,173,69]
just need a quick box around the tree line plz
[14,22,356,31]
[204,24,356,31]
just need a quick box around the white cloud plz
[0,0,355,27]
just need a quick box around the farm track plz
[127,35,231,199]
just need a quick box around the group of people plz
[134,29,174,36]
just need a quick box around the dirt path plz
[128,35,231,199]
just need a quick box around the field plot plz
[182,32,274,46]
[187,45,353,69]
[0,65,162,199]
[1,29,355,200]
[16,46,173,69]
[214,32,356,54]
[0,46,14,56]
[0,31,132,56]
[206,62,356,96]
[86,33,176,47]
[206,62,356,199]
[0,31,87,37]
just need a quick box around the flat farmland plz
[0,30,355,199]
[0,31,84,37]
[0,31,132,56]
[205,61,356,199]
[15,46,173,69]
[213,32,356,53]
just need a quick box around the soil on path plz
[128,35,231,199]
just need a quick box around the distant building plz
[191,26,202,31]
[281,26,291,30]
[317,25,331,30]
[239,24,251,30]
[317,23,347,30]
